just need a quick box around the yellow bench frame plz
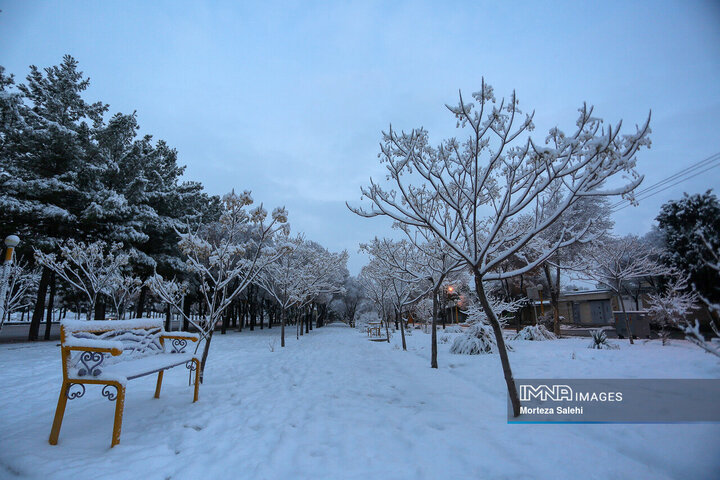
[49,324,201,447]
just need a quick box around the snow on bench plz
[49,318,202,447]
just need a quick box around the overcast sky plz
[2,0,719,274]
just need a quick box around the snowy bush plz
[512,324,557,341]
[588,329,619,350]
[450,323,513,355]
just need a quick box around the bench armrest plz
[64,338,124,356]
[161,332,200,342]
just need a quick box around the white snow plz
[61,318,164,332]
[0,323,718,479]
[62,337,124,352]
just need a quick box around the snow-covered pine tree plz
[0,56,110,338]
[656,191,720,319]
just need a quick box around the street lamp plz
[0,235,20,327]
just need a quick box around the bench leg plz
[192,359,200,402]
[154,371,164,399]
[111,384,126,448]
[49,381,70,445]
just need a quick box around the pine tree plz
[656,191,720,314]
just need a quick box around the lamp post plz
[0,235,20,327]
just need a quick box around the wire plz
[611,157,720,213]
[609,151,720,210]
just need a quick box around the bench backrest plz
[61,319,167,373]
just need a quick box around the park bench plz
[49,318,201,447]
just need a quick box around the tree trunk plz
[165,303,171,331]
[431,288,438,368]
[281,308,286,347]
[183,297,191,331]
[94,300,106,320]
[543,262,562,337]
[249,288,256,332]
[221,308,229,334]
[619,293,634,345]
[259,301,264,329]
[136,285,148,319]
[475,273,521,417]
[398,309,407,351]
[199,329,214,383]
[44,272,56,340]
[28,266,51,341]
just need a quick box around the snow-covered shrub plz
[588,329,619,350]
[512,324,557,341]
[450,323,513,355]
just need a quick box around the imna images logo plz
[519,384,573,402]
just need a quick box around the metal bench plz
[49,319,201,447]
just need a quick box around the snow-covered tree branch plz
[35,240,129,321]
[148,190,290,380]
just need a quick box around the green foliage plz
[0,56,220,282]
[656,191,720,306]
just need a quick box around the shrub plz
[450,323,513,355]
[511,324,557,341]
[588,329,619,350]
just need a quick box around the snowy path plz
[1,323,718,479]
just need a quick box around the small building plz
[520,289,614,326]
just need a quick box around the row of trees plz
[0,57,350,381]
[352,188,720,402]
[1,56,220,338]
[348,79,655,416]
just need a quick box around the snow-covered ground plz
[1,323,718,480]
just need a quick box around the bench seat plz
[94,353,198,381]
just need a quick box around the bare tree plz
[0,259,38,331]
[530,197,614,335]
[106,272,142,319]
[578,235,671,344]
[349,80,651,416]
[35,240,129,321]
[360,238,431,351]
[256,234,348,347]
[365,232,462,367]
[148,190,289,380]
[358,260,393,342]
[647,274,698,346]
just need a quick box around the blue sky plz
[1,1,719,273]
